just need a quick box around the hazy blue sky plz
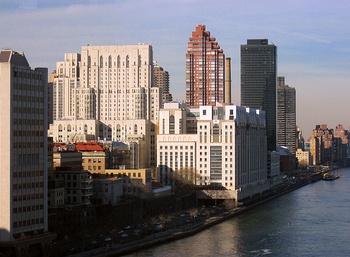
[1,0,349,136]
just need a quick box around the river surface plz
[126,167,350,257]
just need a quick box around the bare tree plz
[189,208,199,223]
[223,199,236,210]
[169,167,200,194]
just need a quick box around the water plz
[127,167,350,257]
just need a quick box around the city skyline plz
[1,0,349,136]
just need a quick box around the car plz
[109,229,116,234]
[155,224,163,231]
[104,237,112,242]
[120,233,128,238]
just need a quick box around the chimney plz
[225,57,232,104]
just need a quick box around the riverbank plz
[70,179,312,257]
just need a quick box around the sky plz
[1,0,349,137]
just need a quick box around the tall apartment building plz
[52,45,158,122]
[49,45,161,168]
[0,50,54,254]
[310,124,348,166]
[157,103,270,203]
[277,76,296,154]
[310,124,332,165]
[241,39,277,151]
[154,61,172,106]
[53,53,80,120]
[185,25,225,107]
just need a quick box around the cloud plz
[1,0,350,135]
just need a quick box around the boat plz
[322,172,340,181]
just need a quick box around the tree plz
[223,199,236,210]
[169,167,200,194]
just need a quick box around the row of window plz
[159,145,193,150]
[12,82,44,92]
[13,142,44,148]
[13,193,44,201]
[13,106,44,114]
[13,130,44,137]
[116,173,142,178]
[13,204,44,213]
[13,118,43,126]
[13,182,44,190]
[13,170,44,177]
[13,218,44,228]
[82,158,102,163]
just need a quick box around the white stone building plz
[157,103,270,202]
[49,45,161,168]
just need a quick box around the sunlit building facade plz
[157,103,269,202]
[186,25,225,107]
[0,49,54,254]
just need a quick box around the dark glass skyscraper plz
[241,39,277,151]
[277,76,296,154]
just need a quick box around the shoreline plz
[82,180,310,257]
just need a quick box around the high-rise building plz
[0,50,55,254]
[186,25,225,107]
[49,45,161,168]
[241,39,277,151]
[53,53,80,121]
[277,76,296,154]
[153,61,172,107]
[53,45,157,122]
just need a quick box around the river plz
[126,167,350,257]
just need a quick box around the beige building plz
[296,148,311,168]
[157,103,270,202]
[106,168,152,198]
[50,45,162,170]
[0,50,55,252]
[153,61,172,106]
[75,142,106,174]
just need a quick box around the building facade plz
[106,168,153,198]
[153,61,172,106]
[296,148,311,168]
[241,39,277,151]
[0,50,55,253]
[309,124,348,166]
[50,45,161,168]
[53,169,93,207]
[185,25,225,107]
[157,103,269,202]
[277,76,296,154]
[91,177,123,205]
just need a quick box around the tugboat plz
[322,172,340,181]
